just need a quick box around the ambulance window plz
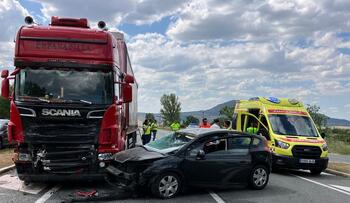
[241,115,245,131]
[260,116,268,129]
[232,113,237,129]
[259,115,270,140]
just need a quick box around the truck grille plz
[23,118,101,144]
[38,145,96,174]
[292,145,322,158]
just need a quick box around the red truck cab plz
[0,16,138,181]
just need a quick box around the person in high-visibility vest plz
[170,121,181,131]
[142,119,152,145]
[151,119,158,141]
[247,121,258,134]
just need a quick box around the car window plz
[251,138,261,148]
[203,138,227,155]
[227,137,251,155]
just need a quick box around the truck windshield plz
[268,114,318,137]
[15,68,113,105]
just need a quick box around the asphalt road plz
[0,130,349,203]
[329,153,350,164]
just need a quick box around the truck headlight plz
[322,143,328,151]
[275,140,290,149]
[98,153,113,161]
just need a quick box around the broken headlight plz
[98,153,113,161]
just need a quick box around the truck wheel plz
[310,169,323,175]
[249,165,269,190]
[151,172,182,199]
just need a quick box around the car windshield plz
[146,132,195,151]
[15,68,113,105]
[268,114,318,137]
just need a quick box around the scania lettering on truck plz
[232,97,328,175]
[0,16,138,181]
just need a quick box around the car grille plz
[292,145,322,158]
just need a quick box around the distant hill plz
[138,99,350,127]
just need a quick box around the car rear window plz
[227,137,251,155]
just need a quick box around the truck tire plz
[310,169,323,175]
[151,172,182,199]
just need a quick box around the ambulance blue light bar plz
[266,97,280,104]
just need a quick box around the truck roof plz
[15,17,124,69]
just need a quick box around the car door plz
[181,133,250,187]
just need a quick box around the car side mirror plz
[196,149,205,160]
[321,132,326,139]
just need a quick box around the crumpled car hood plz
[112,147,166,163]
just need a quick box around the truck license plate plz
[300,159,315,164]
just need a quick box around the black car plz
[0,119,9,149]
[106,128,271,199]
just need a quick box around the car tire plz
[249,165,269,190]
[310,169,323,175]
[151,172,182,199]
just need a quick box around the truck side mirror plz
[124,74,134,84]
[1,70,9,78]
[122,84,132,103]
[1,70,10,99]
[321,132,326,138]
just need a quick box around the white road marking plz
[35,185,61,203]
[208,190,226,203]
[321,172,335,176]
[293,175,350,196]
[0,174,47,194]
[330,185,350,193]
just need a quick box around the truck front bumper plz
[272,153,328,170]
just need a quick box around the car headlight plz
[322,143,328,151]
[275,140,290,149]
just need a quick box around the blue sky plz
[1,0,350,120]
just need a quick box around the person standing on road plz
[199,118,211,128]
[142,119,152,145]
[247,121,258,134]
[151,119,158,141]
[211,118,221,129]
[170,121,181,131]
[224,120,232,130]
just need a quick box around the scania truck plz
[233,97,328,175]
[0,16,138,181]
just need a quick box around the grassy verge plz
[0,148,14,168]
[326,138,350,155]
[328,162,350,174]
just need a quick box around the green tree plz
[0,97,10,118]
[184,115,199,126]
[219,106,235,120]
[160,93,181,126]
[145,113,155,121]
[306,104,328,129]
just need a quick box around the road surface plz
[0,130,349,203]
[329,153,350,164]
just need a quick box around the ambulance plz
[233,97,328,174]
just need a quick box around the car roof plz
[178,128,254,137]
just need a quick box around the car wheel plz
[310,169,323,175]
[250,165,269,190]
[151,172,182,199]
